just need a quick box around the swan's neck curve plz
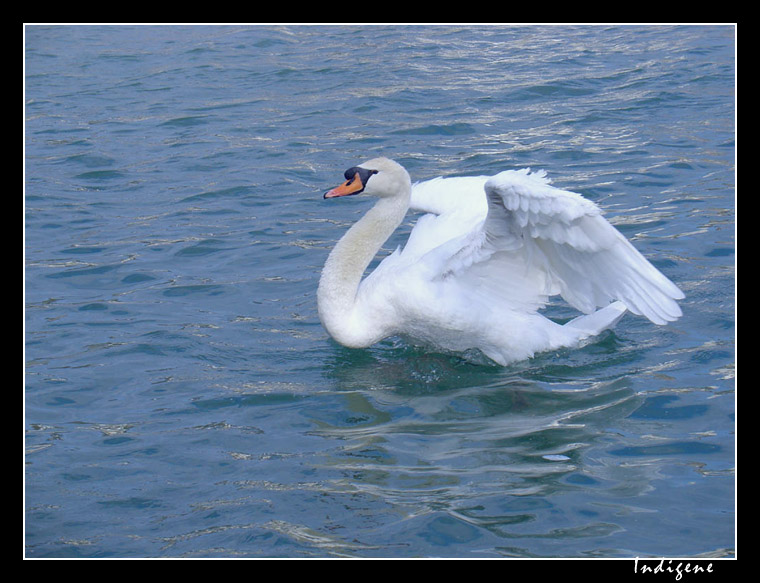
[318,190,410,347]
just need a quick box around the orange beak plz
[324,172,364,199]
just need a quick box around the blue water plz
[25,25,735,558]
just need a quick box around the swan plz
[317,157,684,365]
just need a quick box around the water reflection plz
[315,345,643,513]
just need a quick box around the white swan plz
[317,157,684,365]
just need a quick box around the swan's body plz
[317,158,684,365]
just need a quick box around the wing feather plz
[482,169,684,324]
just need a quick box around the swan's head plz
[324,157,410,200]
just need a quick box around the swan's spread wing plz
[481,169,684,324]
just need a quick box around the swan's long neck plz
[318,191,410,347]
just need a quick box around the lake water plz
[24,25,735,558]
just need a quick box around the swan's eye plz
[342,167,378,186]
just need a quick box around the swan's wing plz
[372,175,489,267]
[479,169,684,324]
[399,175,556,315]
[411,175,489,218]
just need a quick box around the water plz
[24,25,735,558]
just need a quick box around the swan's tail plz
[563,301,627,338]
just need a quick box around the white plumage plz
[317,158,684,365]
